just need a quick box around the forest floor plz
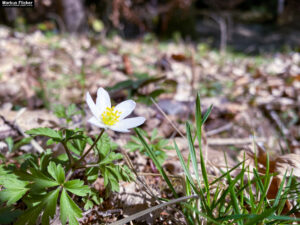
[0,25,299,224]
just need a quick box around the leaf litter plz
[0,25,300,223]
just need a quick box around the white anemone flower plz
[86,87,145,132]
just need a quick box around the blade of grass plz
[173,140,199,195]
[257,153,272,211]
[184,203,222,225]
[210,161,244,186]
[244,207,277,225]
[240,152,245,213]
[226,172,242,225]
[247,167,256,214]
[174,140,212,217]
[111,195,198,225]
[277,171,293,215]
[135,128,178,197]
[195,93,212,206]
[186,122,201,190]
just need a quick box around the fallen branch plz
[207,137,266,146]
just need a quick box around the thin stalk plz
[62,141,74,167]
[65,129,105,182]
[75,128,104,167]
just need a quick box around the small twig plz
[206,123,233,136]
[151,98,186,139]
[110,195,199,225]
[0,111,45,153]
[189,45,197,95]
[264,104,289,136]
[210,13,227,54]
[137,172,183,180]
[121,149,162,203]
[206,137,266,146]
[96,209,123,217]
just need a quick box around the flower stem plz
[65,129,105,182]
[62,141,74,167]
[74,128,105,168]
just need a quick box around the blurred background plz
[1,0,300,53]
[0,0,299,158]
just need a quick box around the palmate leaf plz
[15,189,60,225]
[64,179,90,197]
[41,189,60,225]
[26,127,62,140]
[27,168,59,191]
[47,162,65,184]
[99,152,123,165]
[60,189,82,225]
[0,176,29,205]
[0,167,29,205]
[96,133,117,157]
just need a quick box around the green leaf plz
[54,104,66,119]
[64,179,90,197]
[84,199,93,210]
[119,165,134,182]
[13,137,32,151]
[26,127,62,140]
[66,104,81,118]
[0,206,22,224]
[67,138,87,156]
[47,162,65,184]
[85,167,99,182]
[99,152,123,165]
[0,174,29,205]
[244,207,277,225]
[41,189,60,225]
[83,189,103,210]
[96,133,113,156]
[15,189,60,225]
[5,137,13,152]
[135,128,178,198]
[60,189,82,225]
[28,168,59,190]
[186,122,201,190]
[15,203,43,225]
[195,94,211,205]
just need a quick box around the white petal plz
[110,117,145,132]
[88,117,106,128]
[86,92,101,117]
[110,127,130,133]
[115,100,136,120]
[96,88,111,112]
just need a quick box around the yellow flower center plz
[101,106,121,126]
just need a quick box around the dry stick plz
[151,98,212,173]
[120,151,188,224]
[264,104,289,136]
[189,45,197,96]
[210,13,227,54]
[0,110,44,153]
[111,195,198,225]
[150,98,186,139]
[121,149,163,203]
[206,122,233,136]
[207,137,266,146]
